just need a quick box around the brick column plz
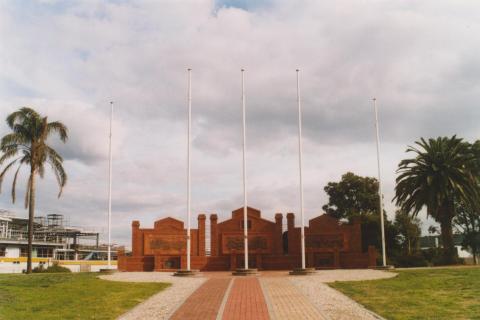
[275,213,283,255]
[198,214,206,256]
[368,245,377,267]
[287,213,295,255]
[132,221,143,256]
[334,247,340,268]
[210,214,218,256]
[117,246,125,257]
[351,216,362,252]
[256,254,263,270]
[307,252,315,268]
[230,250,237,271]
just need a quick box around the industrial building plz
[0,209,117,273]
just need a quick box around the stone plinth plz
[232,268,258,276]
[173,269,200,277]
[289,267,317,275]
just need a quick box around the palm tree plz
[394,136,480,264]
[0,107,67,273]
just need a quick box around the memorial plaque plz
[306,234,344,251]
[144,234,186,255]
[221,233,272,254]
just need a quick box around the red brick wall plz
[198,214,206,256]
[274,214,283,254]
[210,214,218,256]
[120,208,376,272]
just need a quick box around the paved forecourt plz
[104,269,396,319]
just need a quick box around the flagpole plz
[296,70,306,270]
[373,98,387,267]
[241,68,249,270]
[107,101,113,268]
[186,69,192,271]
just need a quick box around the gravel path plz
[292,269,397,283]
[100,272,206,320]
[290,270,396,320]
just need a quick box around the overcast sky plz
[1,0,479,247]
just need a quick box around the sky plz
[1,0,480,247]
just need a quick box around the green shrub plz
[32,263,71,273]
[420,248,463,266]
[393,253,428,267]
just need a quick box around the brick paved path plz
[169,276,327,319]
[170,278,231,320]
[222,278,270,320]
[261,278,325,320]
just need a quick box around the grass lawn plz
[330,267,480,320]
[0,272,170,320]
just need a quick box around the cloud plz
[1,0,479,246]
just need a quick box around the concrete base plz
[372,265,395,270]
[173,269,200,277]
[232,268,259,276]
[289,267,317,275]
[99,268,117,274]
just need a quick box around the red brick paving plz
[222,278,270,320]
[170,278,231,320]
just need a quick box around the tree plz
[322,172,400,255]
[394,136,480,264]
[322,172,379,220]
[454,201,480,265]
[0,107,68,273]
[394,210,421,255]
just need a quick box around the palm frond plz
[0,148,19,166]
[6,107,41,129]
[48,156,67,197]
[11,163,23,204]
[47,121,68,142]
[0,158,19,193]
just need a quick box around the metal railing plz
[0,229,67,243]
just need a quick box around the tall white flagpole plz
[241,68,249,270]
[296,70,306,270]
[373,98,387,267]
[107,101,113,268]
[186,69,192,271]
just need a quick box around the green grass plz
[330,267,480,320]
[0,272,170,320]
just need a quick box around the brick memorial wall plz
[118,207,377,271]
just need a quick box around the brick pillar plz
[181,255,186,269]
[308,252,315,268]
[132,221,143,256]
[334,247,340,268]
[210,214,218,256]
[198,214,206,256]
[275,213,283,255]
[368,245,377,267]
[117,246,125,257]
[256,254,263,270]
[230,250,237,271]
[287,213,295,255]
[351,216,362,252]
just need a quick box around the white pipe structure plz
[241,69,249,270]
[373,98,387,267]
[186,68,192,271]
[296,69,306,270]
[107,101,114,268]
